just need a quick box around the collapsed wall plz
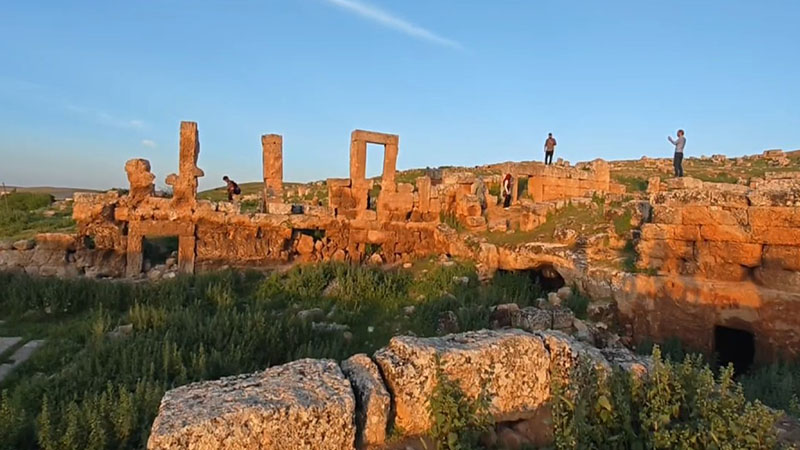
[146,329,648,450]
[619,175,800,362]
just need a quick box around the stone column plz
[262,134,284,202]
[417,176,431,213]
[511,174,520,204]
[382,139,399,193]
[178,235,196,274]
[126,234,143,278]
[166,121,204,211]
[350,133,367,185]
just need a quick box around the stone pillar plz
[417,176,431,213]
[382,140,399,193]
[166,121,205,210]
[126,234,143,278]
[529,177,545,203]
[511,174,520,204]
[350,133,367,186]
[262,134,284,203]
[178,235,196,274]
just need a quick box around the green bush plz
[552,348,779,450]
[741,361,800,417]
[1,193,54,212]
[564,290,590,320]
[429,363,492,450]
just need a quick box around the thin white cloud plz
[66,104,146,130]
[322,0,462,50]
[141,139,157,148]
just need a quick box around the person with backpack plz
[668,129,686,177]
[223,175,241,201]
[544,133,557,165]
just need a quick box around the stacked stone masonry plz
[146,329,649,450]
[619,175,800,362]
[0,121,623,278]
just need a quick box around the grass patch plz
[0,193,54,212]
[613,175,649,192]
[0,209,76,241]
[0,264,551,449]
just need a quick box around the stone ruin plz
[0,121,625,279]
[146,329,649,450]
[610,173,800,365]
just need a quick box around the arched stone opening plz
[714,325,755,375]
[497,264,566,292]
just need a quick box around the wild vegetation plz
[0,262,560,450]
[0,193,75,241]
[0,263,795,449]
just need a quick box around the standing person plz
[502,173,513,209]
[668,130,686,177]
[222,175,241,201]
[544,133,557,165]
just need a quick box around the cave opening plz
[714,325,755,375]
[497,265,566,292]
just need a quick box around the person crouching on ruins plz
[544,133,557,165]
[223,175,241,202]
[502,173,513,209]
[668,129,686,177]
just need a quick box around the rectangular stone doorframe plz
[349,130,400,194]
[125,221,197,277]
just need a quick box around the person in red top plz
[544,133,557,165]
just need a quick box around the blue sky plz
[1,0,798,190]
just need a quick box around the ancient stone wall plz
[621,175,800,362]
[146,329,648,450]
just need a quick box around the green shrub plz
[564,290,590,320]
[613,209,633,236]
[1,193,54,212]
[439,211,465,232]
[552,348,779,449]
[741,361,800,416]
[429,363,492,450]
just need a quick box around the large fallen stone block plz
[147,359,355,450]
[373,329,550,436]
[341,354,391,447]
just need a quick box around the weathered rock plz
[556,286,572,300]
[373,329,550,435]
[341,354,391,447]
[297,308,325,322]
[436,310,460,334]
[147,359,355,450]
[12,239,35,251]
[551,308,575,331]
[511,307,551,331]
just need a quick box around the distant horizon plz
[2,0,798,191]
[4,145,799,193]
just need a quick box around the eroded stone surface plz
[373,329,550,436]
[341,353,391,447]
[147,359,355,450]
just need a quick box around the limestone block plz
[511,307,552,331]
[640,224,701,241]
[34,233,76,251]
[261,134,284,199]
[124,158,155,201]
[699,225,750,243]
[754,268,800,293]
[147,359,355,450]
[341,354,390,447]
[373,330,550,436]
[296,234,315,255]
[752,227,800,246]
[763,245,800,271]
[266,202,292,215]
[695,241,762,267]
[417,176,432,213]
[537,330,610,376]
[749,207,800,228]
[651,205,682,224]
